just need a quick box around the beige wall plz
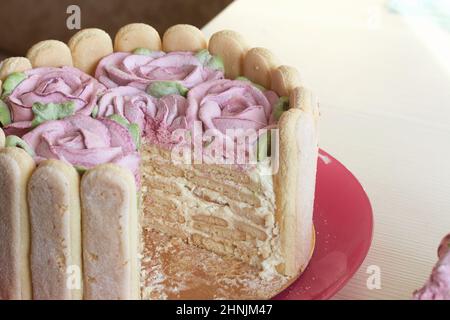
[0,0,232,55]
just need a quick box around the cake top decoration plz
[22,114,140,182]
[2,66,105,136]
[95,50,224,91]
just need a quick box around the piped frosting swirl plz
[22,114,140,181]
[95,51,224,90]
[3,66,105,136]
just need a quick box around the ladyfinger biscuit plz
[81,164,140,300]
[162,24,207,52]
[0,57,32,81]
[271,65,301,97]
[68,28,113,75]
[289,86,320,126]
[114,23,162,52]
[0,147,35,299]
[243,47,279,89]
[208,30,248,79]
[27,40,73,68]
[274,108,318,276]
[28,160,82,300]
[0,128,5,148]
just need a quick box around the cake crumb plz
[140,228,290,299]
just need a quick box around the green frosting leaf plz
[256,130,271,162]
[195,49,225,72]
[128,123,141,149]
[2,72,27,98]
[91,105,99,118]
[133,48,153,56]
[108,114,141,150]
[0,100,12,126]
[31,101,76,127]
[206,55,224,72]
[108,114,130,127]
[273,96,290,121]
[5,135,35,156]
[195,49,210,65]
[146,81,188,98]
[235,76,266,91]
[235,76,249,82]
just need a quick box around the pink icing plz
[4,60,284,174]
[144,94,190,148]
[95,51,224,90]
[414,234,450,300]
[4,66,105,136]
[22,114,140,182]
[97,86,156,131]
[96,85,190,147]
[187,79,276,132]
[184,79,278,161]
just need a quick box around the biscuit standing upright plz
[114,23,162,52]
[81,164,140,300]
[208,30,248,79]
[0,57,32,81]
[27,40,73,67]
[68,28,113,75]
[162,24,207,52]
[0,147,35,300]
[28,160,82,300]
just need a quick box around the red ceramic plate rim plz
[274,149,374,300]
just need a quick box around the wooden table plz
[203,0,450,299]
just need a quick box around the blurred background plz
[0,0,232,57]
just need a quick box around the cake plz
[414,234,450,300]
[0,23,319,300]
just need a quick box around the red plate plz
[274,149,373,300]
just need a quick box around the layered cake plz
[0,23,319,300]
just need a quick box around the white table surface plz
[203,0,450,299]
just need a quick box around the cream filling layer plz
[140,144,283,277]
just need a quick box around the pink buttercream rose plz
[4,67,105,136]
[96,86,189,146]
[95,51,223,90]
[22,114,140,182]
[185,79,279,162]
[97,86,156,131]
[413,234,450,300]
[144,94,190,147]
[187,79,277,133]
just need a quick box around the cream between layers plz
[141,145,282,274]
